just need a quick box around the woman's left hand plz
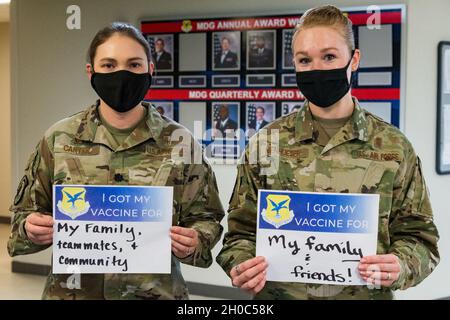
[170,226,199,259]
[358,254,401,287]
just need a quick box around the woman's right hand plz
[230,256,268,295]
[25,213,54,245]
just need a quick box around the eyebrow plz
[127,57,145,62]
[295,47,339,56]
[98,57,117,63]
[98,57,145,62]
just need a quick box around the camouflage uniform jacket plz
[216,98,439,300]
[8,101,225,300]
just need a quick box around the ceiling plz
[0,4,10,22]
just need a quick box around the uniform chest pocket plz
[128,148,183,187]
[134,157,184,225]
[360,162,386,193]
[263,157,300,191]
[328,158,387,194]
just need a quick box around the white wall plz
[9,0,450,299]
[0,22,10,217]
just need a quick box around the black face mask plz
[296,52,354,108]
[91,70,152,113]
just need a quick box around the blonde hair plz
[291,5,355,54]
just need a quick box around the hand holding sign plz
[230,256,268,295]
[170,226,199,259]
[358,254,401,287]
[25,212,54,245]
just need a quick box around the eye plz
[323,54,336,62]
[298,57,311,65]
[101,63,115,69]
[130,62,142,68]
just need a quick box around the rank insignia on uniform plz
[56,187,90,219]
[261,194,294,228]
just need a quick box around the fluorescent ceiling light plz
[0,0,10,4]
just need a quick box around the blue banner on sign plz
[258,190,379,234]
[53,185,173,222]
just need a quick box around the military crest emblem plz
[181,20,193,33]
[261,194,294,228]
[56,187,90,219]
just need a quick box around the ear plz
[86,63,94,80]
[351,49,361,72]
[149,61,155,76]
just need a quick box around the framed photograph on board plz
[247,30,276,70]
[282,29,295,69]
[147,34,174,72]
[281,101,303,116]
[211,102,240,140]
[245,102,276,138]
[212,31,241,71]
[151,102,176,121]
[437,41,450,174]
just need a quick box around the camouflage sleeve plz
[177,151,225,268]
[389,150,440,290]
[7,136,54,257]
[216,149,260,277]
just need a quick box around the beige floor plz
[0,223,217,300]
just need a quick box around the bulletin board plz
[437,41,450,174]
[141,5,405,163]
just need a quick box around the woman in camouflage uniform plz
[217,5,439,300]
[8,22,224,300]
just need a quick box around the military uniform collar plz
[74,100,102,143]
[349,97,370,142]
[295,97,369,144]
[294,102,315,142]
[75,101,165,150]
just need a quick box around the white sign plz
[256,190,379,286]
[52,185,173,274]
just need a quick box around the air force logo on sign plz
[57,187,90,220]
[261,194,294,228]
